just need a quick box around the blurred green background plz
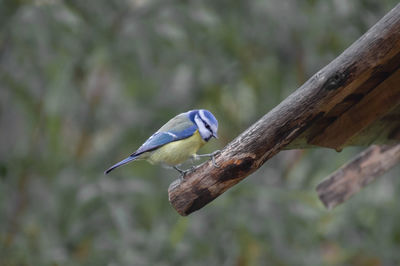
[1,0,400,265]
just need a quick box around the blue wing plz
[133,124,197,156]
[105,112,197,174]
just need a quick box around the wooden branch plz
[346,104,400,146]
[316,144,400,209]
[168,4,400,216]
[309,69,400,149]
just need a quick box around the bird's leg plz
[196,150,221,168]
[173,165,186,175]
[173,166,192,181]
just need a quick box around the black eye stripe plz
[204,122,211,131]
[197,115,212,132]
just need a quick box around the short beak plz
[213,132,218,139]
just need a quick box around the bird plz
[105,109,219,176]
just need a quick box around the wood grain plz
[317,144,400,209]
[309,69,400,149]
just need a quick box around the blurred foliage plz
[1,0,400,265]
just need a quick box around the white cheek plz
[195,115,211,140]
[211,125,218,134]
[199,127,211,140]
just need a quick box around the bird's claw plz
[196,150,221,168]
[210,150,221,168]
[173,166,187,179]
[174,166,196,182]
[175,150,221,181]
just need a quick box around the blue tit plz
[105,109,219,175]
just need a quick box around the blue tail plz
[104,155,138,174]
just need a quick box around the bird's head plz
[191,109,218,142]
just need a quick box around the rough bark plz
[168,4,400,216]
[316,144,400,209]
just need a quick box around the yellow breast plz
[147,130,206,166]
